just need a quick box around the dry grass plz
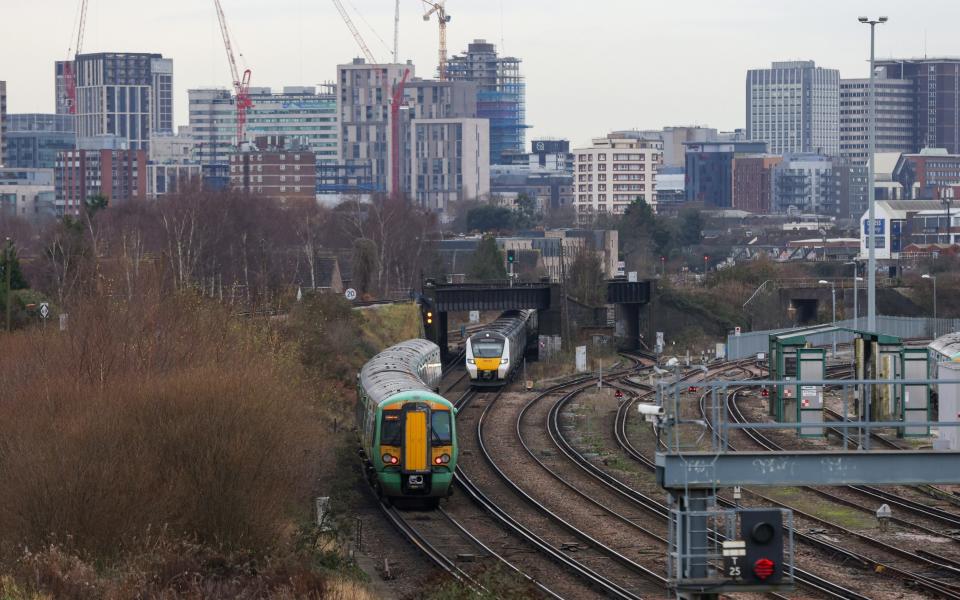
[0,288,368,597]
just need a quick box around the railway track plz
[711,380,960,598]
[457,386,652,599]
[374,365,564,599]
[604,365,869,599]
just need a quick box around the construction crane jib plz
[331,0,379,65]
[421,1,451,80]
[213,0,253,146]
[63,0,89,114]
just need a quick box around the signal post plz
[652,375,960,599]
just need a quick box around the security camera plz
[637,403,665,423]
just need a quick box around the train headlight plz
[382,453,398,465]
[500,358,508,364]
[434,454,450,465]
[467,358,475,365]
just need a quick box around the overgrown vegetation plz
[0,189,436,597]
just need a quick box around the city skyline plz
[5,0,960,146]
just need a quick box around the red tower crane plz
[391,68,411,199]
[63,0,89,114]
[213,0,253,146]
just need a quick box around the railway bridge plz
[419,279,654,361]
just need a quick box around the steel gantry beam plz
[656,450,960,489]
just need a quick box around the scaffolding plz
[447,40,529,164]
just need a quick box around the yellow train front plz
[465,310,536,387]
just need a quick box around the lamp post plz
[943,187,955,246]
[819,279,837,357]
[922,273,937,338]
[845,261,861,330]
[859,15,887,332]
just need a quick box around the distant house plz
[315,255,344,294]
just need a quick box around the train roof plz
[359,339,447,406]
[469,309,534,340]
[929,332,960,360]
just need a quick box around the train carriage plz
[356,339,457,507]
[465,309,537,387]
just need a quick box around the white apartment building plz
[572,133,662,223]
[409,118,489,219]
[189,86,338,166]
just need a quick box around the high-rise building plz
[55,61,70,115]
[0,81,7,167]
[409,118,490,216]
[876,58,960,154]
[685,141,767,208]
[55,147,147,215]
[66,52,173,152]
[396,78,478,196]
[840,77,914,163]
[337,60,413,193]
[189,86,338,166]
[4,114,76,169]
[447,40,528,165]
[746,61,840,155]
[572,132,662,223]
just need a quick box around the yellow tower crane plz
[421,1,451,80]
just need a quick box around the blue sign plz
[863,219,885,235]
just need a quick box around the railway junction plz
[352,294,960,600]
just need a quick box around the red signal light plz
[762,388,769,398]
[753,558,775,580]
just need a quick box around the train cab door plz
[401,403,432,494]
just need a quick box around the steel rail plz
[608,368,871,600]
[721,387,960,598]
[455,388,646,600]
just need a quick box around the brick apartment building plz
[54,148,147,215]
[732,155,782,213]
[892,148,960,199]
[229,136,316,201]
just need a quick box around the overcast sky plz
[4,0,959,147]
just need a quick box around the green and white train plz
[356,339,458,507]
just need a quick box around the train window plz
[432,411,452,445]
[473,340,504,358]
[380,411,402,446]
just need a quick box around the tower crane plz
[63,0,89,114]
[331,0,379,64]
[421,1,451,80]
[213,0,253,146]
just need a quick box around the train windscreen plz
[472,340,504,358]
[431,411,452,445]
[380,411,402,445]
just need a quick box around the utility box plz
[901,348,931,437]
[938,361,960,450]
[797,348,825,437]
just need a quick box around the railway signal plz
[741,510,784,584]
[506,249,516,263]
